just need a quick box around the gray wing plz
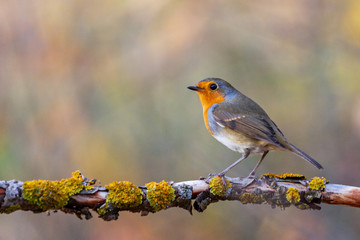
[212,105,287,148]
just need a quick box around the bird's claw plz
[204,173,216,183]
[247,173,256,179]
[207,172,217,177]
[220,175,227,186]
[205,172,228,187]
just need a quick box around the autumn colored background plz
[1,1,360,239]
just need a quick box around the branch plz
[0,171,359,220]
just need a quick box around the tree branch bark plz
[0,172,359,221]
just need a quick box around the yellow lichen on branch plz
[209,176,232,196]
[239,192,266,204]
[262,173,306,180]
[22,171,94,211]
[105,181,143,208]
[308,177,328,190]
[286,187,300,204]
[146,180,175,212]
[97,181,143,215]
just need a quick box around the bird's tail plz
[289,144,323,170]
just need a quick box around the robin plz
[188,78,323,180]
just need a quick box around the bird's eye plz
[210,84,218,90]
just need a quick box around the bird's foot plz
[205,172,227,186]
[247,172,256,179]
[204,173,217,183]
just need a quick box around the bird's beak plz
[187,86,203,92]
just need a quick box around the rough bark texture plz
[0,172,359,221]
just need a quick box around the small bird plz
[188,78,323,180]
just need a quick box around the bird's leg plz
[248,150,269,178]
[215,150,250,185]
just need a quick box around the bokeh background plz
[1,0,360,239]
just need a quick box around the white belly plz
[213,132,269,155]
[207,103,276,155]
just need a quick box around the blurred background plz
[1,0,360,239]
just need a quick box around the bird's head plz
[188,78,236,109]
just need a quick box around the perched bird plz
[188,78,323,179]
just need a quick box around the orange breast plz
[197,91,225,135]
